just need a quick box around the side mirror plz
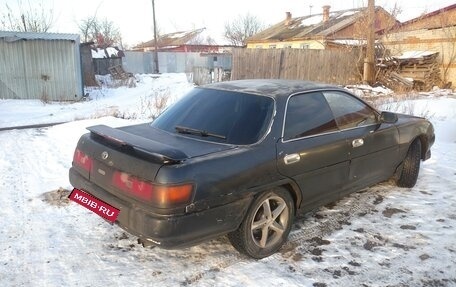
[380,111,398,124]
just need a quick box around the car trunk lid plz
[75,124,236,205]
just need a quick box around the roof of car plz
[201,79,339,98]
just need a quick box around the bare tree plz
[79,16,98,43]
[224,13,264,46]
[78,16,122,48]
[0,0,54,32]
[97,19,122,48]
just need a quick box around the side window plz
[323,91,378,130]
[283,92,338,140]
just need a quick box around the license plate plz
[69,188,120,223]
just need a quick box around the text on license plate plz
[69,188,120,223]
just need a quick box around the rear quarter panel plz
[155,142,284,211]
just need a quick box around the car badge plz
[101,151,109,160]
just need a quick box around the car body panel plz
[276,132,350,208]
[344,123,400,192]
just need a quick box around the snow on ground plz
[0,73,193,129]
[0,75,455,286]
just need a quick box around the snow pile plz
[345,84,394,98]
[91,48,107,58]
[394,50,438,60]
[91,47,122,58]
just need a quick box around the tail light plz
[112,171,193,207]
[73,149,93,172]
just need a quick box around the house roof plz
[398,4,456,29]
[247,7,390,43]
[135,28,218,50]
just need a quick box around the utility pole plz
[151,0,159,73]
[363,0,375,84]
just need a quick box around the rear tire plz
[397,140,421,188]
[228,187,294,259]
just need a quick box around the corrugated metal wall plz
[0,37,83,101]
[123,51,232,74]
[123,51,154,74]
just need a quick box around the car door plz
[276,92,351,209]
[322,91,400,194]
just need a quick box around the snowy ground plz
[0,74,455,287]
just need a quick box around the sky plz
[0,73,455,286]
[1,0,455,46]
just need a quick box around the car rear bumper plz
[69,168,250,248]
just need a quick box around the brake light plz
[113,171,153,199]
[153,185,193,206]
[112,171,193,207]
[73,149,93,172]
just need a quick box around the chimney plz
[322,5,330,23]
[285,12,292,26]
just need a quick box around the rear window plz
[151,88,274,145]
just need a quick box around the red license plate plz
[69,188,120,223]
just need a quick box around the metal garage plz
[0,31,83,101]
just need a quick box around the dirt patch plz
[291,253,303,261]
[382,207,406,218]
[41,187,71,207]
[392,243,416,251]
[308,237,331,246]
[419,254,431,261]
[373,195,384,205]
[348,260,361,267]
[419,190,432,195]
[400,225,417,230]
[312,256,324,262]
[363,240,383,251]
[421,279,456,287]
[115,232,130,240]
[342,266,356,275]
[310,248,324,256]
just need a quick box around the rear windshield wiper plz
[175,126,226,140]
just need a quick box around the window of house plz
[283,92,338,140]
[300,44,310,49]
[269,45,277,49]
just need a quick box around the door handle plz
[284,153,300,165]
[352,138,364,148]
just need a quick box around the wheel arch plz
[277,180,302,214]
[416,134,430,160]
[245,179,302,216]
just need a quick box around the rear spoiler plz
[87,125,187,164]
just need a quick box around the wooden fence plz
[231,48,362,85]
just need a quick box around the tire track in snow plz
[0,129,37,284]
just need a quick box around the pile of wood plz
[377,51,441,91]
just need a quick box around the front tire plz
[397,139,421,188]
[228,187,294,259]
